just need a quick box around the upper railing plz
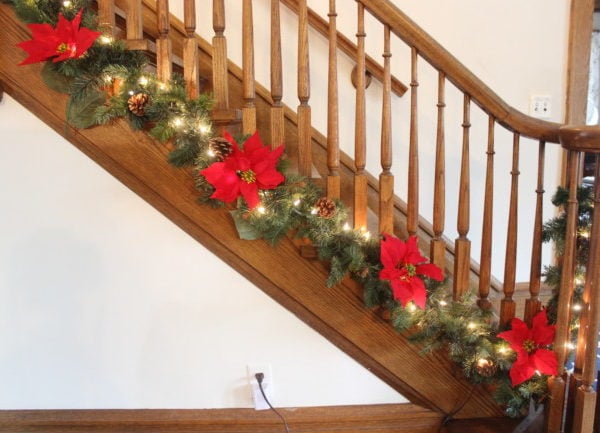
[95,0,600,431]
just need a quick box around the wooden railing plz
[94,0,600,431]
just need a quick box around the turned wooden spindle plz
[297,0,312,178]
[453,94,471,301]
[406,47,419,237]
[97,0,115,35]
[242,0,256,134]
[378,25,393,234]
[499,133,520,329]
[430,71,446,269]
[126,0,143,42]
[547,148,582,433]
[570,156,599,433]
[270,0,284,149]
[183,0,199,99]
[156,0,172,82]
[524,141,546,325]
[326,0,340,200]
[477,116,495,310]
[212,0,229,111]
[354,2,367,230]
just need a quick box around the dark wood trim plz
[0,405,442,433]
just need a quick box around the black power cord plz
[255,372,290,433]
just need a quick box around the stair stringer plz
[0,2,503,419]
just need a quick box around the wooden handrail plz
[279,0,408,98]
[358,0,562,143]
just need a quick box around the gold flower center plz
[57,42,75,54]
[522,339,536,353]
[237,169,256,184]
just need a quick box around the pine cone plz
[475,359,497,377]
[208,137,233,161]
[127,92,149,116]
[315,197,336,218]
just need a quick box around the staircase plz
[1,0,600,432]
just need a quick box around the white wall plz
[178,0,570,282]
[0,94,407,409]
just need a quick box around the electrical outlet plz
[530,95,552,119]
[247,364,272,410]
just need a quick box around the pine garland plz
[9,0,594,418]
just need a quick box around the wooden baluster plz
[242,0,256,134]
[326,0,340,199]
[379,25,393,234]
[183,0,199,99]
[430,71,446,269]
[297,0,312,177]
[97,0,115,35]
[212,0,229,111]
[156,0,172,82]
[477,116,495,310]
[547,149,581,433]
[354,2,367,229]
[571,156,600,433]
[407,47,419,236]
[524,140,546,325]
[453,94,471,300]
[499,133,520,328]
[270,0,284,148]
[126,0,143,43]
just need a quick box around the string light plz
[467,322,477,330]
[99,35,113,45]
[257,206,266,215]
[207,149,216,157]
[171,117,184,128]
[580,230,590,239]
[128,90,135,96]
[566,342,576,350]
[197,122,211,135]
[310,208,318,215]
[361,230,371,241]
[477,358,492,368]
[407,303,417,313]
[572,304,583,312]
[438,300,448,307]
[62,0,72,7]
[293,198,301,207]
[138,76,149,87]
[158,82,168,91]
[574,277,584,286]
[342,222,351,231]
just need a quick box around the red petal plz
[410,277,427,309]
[497,318,530,351]
[74,27,101,58]
[532,310,555,346]
[405,236,427,265]
[532,349,558,376]
[509,356,536,386]
[390,280,413,307]
[256,169,284,189]
[380,234,407,269]
[379,267,403,282]
[416,263,444,281]
[201,163,240,203]
[240,182,259,209]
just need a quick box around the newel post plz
[546,125,600,433]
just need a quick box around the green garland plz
[9,0,591,418]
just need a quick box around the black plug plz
[255,372,265,384]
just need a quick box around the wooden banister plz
[242,0,256,134]
[326,0,340,200]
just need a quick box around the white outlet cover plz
[247,364,273,410]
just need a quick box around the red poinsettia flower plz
[17,10,101,65]
[200,131,285,209]
[379,234,444,309]
[497,309,558,386]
